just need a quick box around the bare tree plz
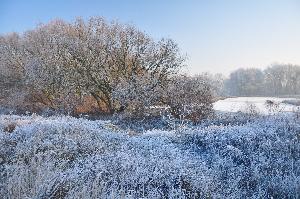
[0,17,215,121]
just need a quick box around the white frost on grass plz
[0,113,299,198]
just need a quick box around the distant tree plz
[225,64,300,97]
[200,72,226,97]
[264,64,300,96]
[225,68,264,96]
[264,65,286,96]
[286,65,300,94]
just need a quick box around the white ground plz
[213,97,299,114]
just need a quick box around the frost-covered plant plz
[18,17,185,115]
[163,75,214,122]
[0,17,217,120]
[243,102,259,117]
[0,115,213,198]
[174,115,300,198]
[264,100,280,115]
[0,17,185,114]
[0,114,299,198]
[292,106,300,119]
[111,71,165,118]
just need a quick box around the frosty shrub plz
[292,106,300,119]
[0,33,28,111]
[163,75,214,122]
[243,102,259,117]
[0,114,299,198]
[0,17,194,117]
[0,17,215,121]
[111,74,163,118]
[264,100,280,114]
[0,115,213,198]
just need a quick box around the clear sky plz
[1,0,300,75]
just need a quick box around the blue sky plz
[1,0,300,75]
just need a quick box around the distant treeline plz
[223,64,300,97]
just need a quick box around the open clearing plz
[214,97,300,114]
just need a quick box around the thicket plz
[0,114,299,198]
[0,17,213,121]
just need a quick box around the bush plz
[264,100,280,114]
[0,17,215,122]
[163,75,214,122]
[0,17,197,118]
[243,102,259,117]
[0,114,299,198]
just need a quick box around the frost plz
[0,113,299,198]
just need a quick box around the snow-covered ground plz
[214,97,299,114]
[0,113,299,198]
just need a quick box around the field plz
[1,1,300,198]
[214,97,300,114]
[0,97,299,198]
